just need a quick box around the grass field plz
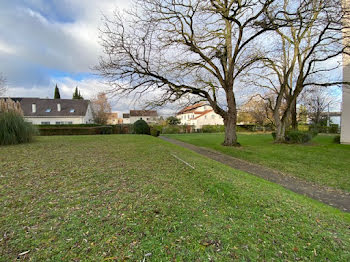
[165,133,350,192]
[1,135,350,261]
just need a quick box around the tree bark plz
[291,99,298,130]
[223,111,239,146]
[275,120,287,143]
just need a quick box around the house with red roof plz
[176,102,224,129]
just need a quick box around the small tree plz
[166,116,180,125]
[54,84,61,99]
[72,87,84,99]
[133,119,150,135]
[91,92,112,125]
[301,87,336,127]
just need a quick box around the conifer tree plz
[54,84,61,99]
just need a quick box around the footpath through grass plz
[1,135,350,261]
[166,133,350,192]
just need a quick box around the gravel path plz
[160,136,350,212]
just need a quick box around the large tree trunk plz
[223,112,239,146]
[275,120,287,143]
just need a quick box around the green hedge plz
[202,125,225,133]
[38,126,112,136]
[37,124,135,136]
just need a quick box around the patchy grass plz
[0,135,349,261]
[166,133,350,192]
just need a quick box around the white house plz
[177,102,224,129]
[123,110,160,124]
[9,98,94,125]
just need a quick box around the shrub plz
[329,124,339,134]
[162,125,181,134]
[202,125,225,133]
[271,132,276,140]
[150,128,160,137]
[0,112,37,145]
[99,126,113,135]
[333,135,341,144]
[272,130,315,144]
[150,125,162,137]
[287,130,313,144]
[133,120,150,135]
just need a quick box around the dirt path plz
[160,136,350,213]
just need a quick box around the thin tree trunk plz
[291,99,298,130]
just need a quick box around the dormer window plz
[70,109,75,113]
[45,108,51,113]
[57,104,61,112]
[32,104,36,113]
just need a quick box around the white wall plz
[195,112,224,129]
[129,116,159,124]
[341,83,350,144]
[177,105,224,128]
[342,0,350,144]
[83,104,94,124]
[25,116,86,125]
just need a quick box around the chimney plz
[32,104,36,113]
[57,103,61,112]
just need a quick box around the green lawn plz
[1,135,349,261]
[165,133,350,192]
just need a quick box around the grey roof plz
[4,98,90,117]
[130,110,158,117]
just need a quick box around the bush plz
[333,135,341,144]
[272,130,315,144]
[329,124,339,134]
[150,125,162,137]
[0,112,37,145]
[99,126,113,135]
[162,125,181,134]
[202,125,225,133]
[38,126,113,136]
[287,130,313,144]
[133,120,150,135]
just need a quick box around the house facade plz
[106,112,122,125]
[9,98,93,125]
[129,110,159,124]
[177,102,224,129]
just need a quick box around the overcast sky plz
[0,0,152,113]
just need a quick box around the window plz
[68,121,73,124]
[45,108,51,112]
[56,121,62,125]
[204,115,207,119]
[41,121,50,125]
[70,109,75,113]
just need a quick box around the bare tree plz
[96,0,288,146]
[91,92,112,125]
[301,86,338,126]
[250,0,350,142]
[0,73,6,96]
[238,96,272,125]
